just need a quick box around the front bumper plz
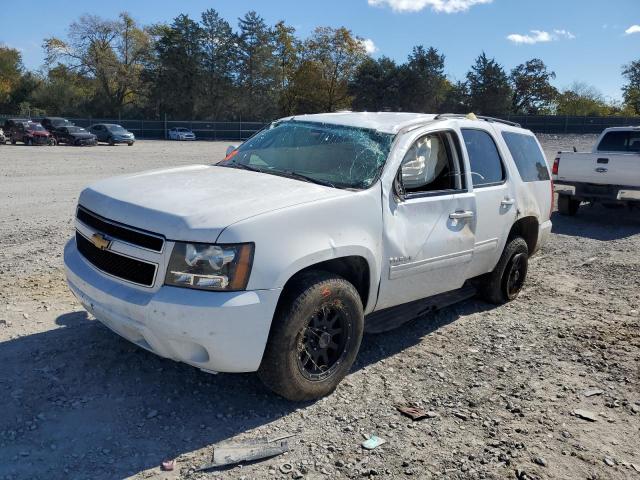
[64,239,281,373]
[111,137,135,144]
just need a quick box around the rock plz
[603,457,615,467]
[573,409,597,422]
[146,409,158,419]
[292,470,304,479]
[533,456,547,467]
[583,388,604,397]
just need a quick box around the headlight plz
[164,242,254,291]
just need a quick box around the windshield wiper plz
[268,170,336,188]
[224,161,264,173]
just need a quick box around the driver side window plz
[398,131,464,196]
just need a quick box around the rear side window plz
[501,132,550,182]
[461,129,505,187]
[598,131,640,152]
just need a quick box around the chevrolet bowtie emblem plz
[91,233,111,250]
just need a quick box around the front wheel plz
[258,271,364,401]
[478,237,529,304]
[108,137,115,146]
[26,137,33,146]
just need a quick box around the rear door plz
[376,128,476,310]
[462,127,518,278]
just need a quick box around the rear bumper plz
[64,239,281,373]
[555,182,640,203]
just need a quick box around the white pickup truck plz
[553,126,640,215]
[64,112,552,400]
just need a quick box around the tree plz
[199,9,237,118]
[300,27,367,112]
[350,56,402,111]
[29,65,92,115]
[622,59,640,114]
[466,52,512,116]
[555,82,612,116]
[153,15,204,118]
[440,80,470,113]
[0,45,26,111]
[399,46,448,112]
[44,13,152,116]
[510,59,558,114]
[273,21,302,116]
[236,11,278,120]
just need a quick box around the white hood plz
[78,165,348,242]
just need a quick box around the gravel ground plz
[0,136,638,480]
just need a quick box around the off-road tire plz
[478,237,529,305]
[558,195,580,216]
[258,271,364,401]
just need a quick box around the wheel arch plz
[508,216,539,254]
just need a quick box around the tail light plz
[552,157,560,175]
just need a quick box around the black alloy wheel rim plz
[506,253,527,297]
[296,305,351,381]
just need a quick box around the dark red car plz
[4,119,53,145]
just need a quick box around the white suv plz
[64,112,553,400]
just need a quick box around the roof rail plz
[434,113,521,128]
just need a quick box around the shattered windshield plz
[219,120,395,190]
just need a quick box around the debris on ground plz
[161,459,175,471]
[583,388,604,397]
[196,437,290,472]
[362,435,386,450]
[395,405,432,421]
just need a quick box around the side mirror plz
[226,145,239,157]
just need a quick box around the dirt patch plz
[0,137,638,479]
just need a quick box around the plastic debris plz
[361,435,386,450]
[279,463,293,474]
[396,405,431,421]
[161,459,176,471]
[573,409,598,422]
[196,436,290,472]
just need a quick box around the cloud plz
[625,25,640,35]
[359,38,378,54]
[507,29,575,45]
[367,0,492,14]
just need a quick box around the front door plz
[376,129,476,310]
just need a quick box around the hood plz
[78,165,349,242]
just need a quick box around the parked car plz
[52,126,97,146]
[4,120,53,145]
[89,123,135,146]
[552,126,640,214]
[41,116,74,132]
[65,112,552,400]
[0,127,6,144]
[168,127,196,140]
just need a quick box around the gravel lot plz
[0,136,638,480]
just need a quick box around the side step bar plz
[364,283,477,334]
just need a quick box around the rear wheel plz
[558,195,580,216]
[258,271,364,401]
[478,237,529,304]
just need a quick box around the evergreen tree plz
[466,52,512,116]
[350,57,402,111]
[399,46,447,112]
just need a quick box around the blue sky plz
[1,0,639,101]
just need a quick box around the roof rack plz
[434,113,521,128]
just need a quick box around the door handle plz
[595,167,608,173]
[449,210,475,220]
[501,197,515,206]
[597,158,609,164]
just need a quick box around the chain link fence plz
[1,113,639,138]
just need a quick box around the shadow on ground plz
[551,203,640,241]
[0,297,491,479]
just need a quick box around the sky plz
[1,0,639,101]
